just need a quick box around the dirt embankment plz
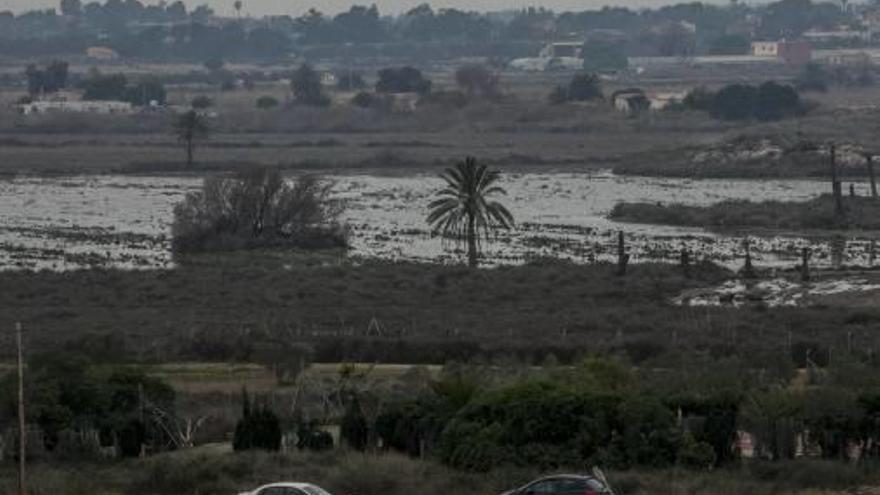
[615,134,875,179]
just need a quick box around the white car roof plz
[255,483,317,489]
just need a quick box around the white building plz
[751,41,780,57]
[17,100,134,116]
[539,41,584,59]
[86,46,120,60]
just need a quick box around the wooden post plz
[680,248,691,278]
[801,247,811,282]
[16,322,26,495]
[831,235,845,270]
[742,237,755,278]
[616,231,629,276]
[831,144,844,217]
[866,154,878,199]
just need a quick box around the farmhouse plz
[751,40,812,64]
[612,89,687,113]
[86,46,120,60]
[751,41,781,57]
[539,41,584,59]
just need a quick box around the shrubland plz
[610,195,880,231]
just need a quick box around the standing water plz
[0,171,868,270]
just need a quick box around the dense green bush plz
[292,64,331,107]
[341,396,369,451]
[438,381,620,470]
[0,354,175,457]
[233,390,282,452]
[191,95,213,109]
[297,421,335,451]
[708,82,803,121]
[677,433,717,469]
[376,67,432,95]
[256,95,280,109]
[549,73,603,104]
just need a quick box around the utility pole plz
[16,322,26,495]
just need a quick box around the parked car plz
[501,474,612,495]
[238,483,335,495]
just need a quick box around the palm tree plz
[173,110,209,168]
[234,0,243,17]
[427,157,514,268]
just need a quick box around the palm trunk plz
[867,154,878,199]
[467,213,478,268]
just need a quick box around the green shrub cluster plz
[679,82,805,122]
[374,356,880,473]
[233,389,282,452]
[0,352,175,458]
[610,195,880,231]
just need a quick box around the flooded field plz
[0,170,873,270]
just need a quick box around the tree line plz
[226,354,880,474]
[0,0,862,60]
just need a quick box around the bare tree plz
[455,64,501,101]
[173,110,209,168]
[172,167,346,253]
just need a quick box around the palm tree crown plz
[426,157,514,267]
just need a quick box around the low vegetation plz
[614,134,876,179]
[549,73,603,104]
[1,450,878,495]
[610,195,880,231]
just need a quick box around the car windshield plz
[585,479,607,491]
[302,485,333,495]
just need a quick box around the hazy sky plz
[3,0,727,17]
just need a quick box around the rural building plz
[320,72,338,87]
[751,40,812,64]
[751,41,780,57]
[539,41,584,59]
[826,51,872,66]
[86,46,120,60]
[510,41,586,71]
[802,28,870,44]
[612,89,687,113]
[611,89,648,113]
[648,91,688,110]
[17,100,134,115]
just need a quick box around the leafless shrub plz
[172,167,347,254]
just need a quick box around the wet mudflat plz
[0,170,872,272]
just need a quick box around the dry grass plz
[145,361,441,395]
[0,449,876,495]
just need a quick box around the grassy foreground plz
[610,195,880,232]
[2,250,880,367]
[1,448,879,495]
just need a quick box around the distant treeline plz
[0,0,861,61]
